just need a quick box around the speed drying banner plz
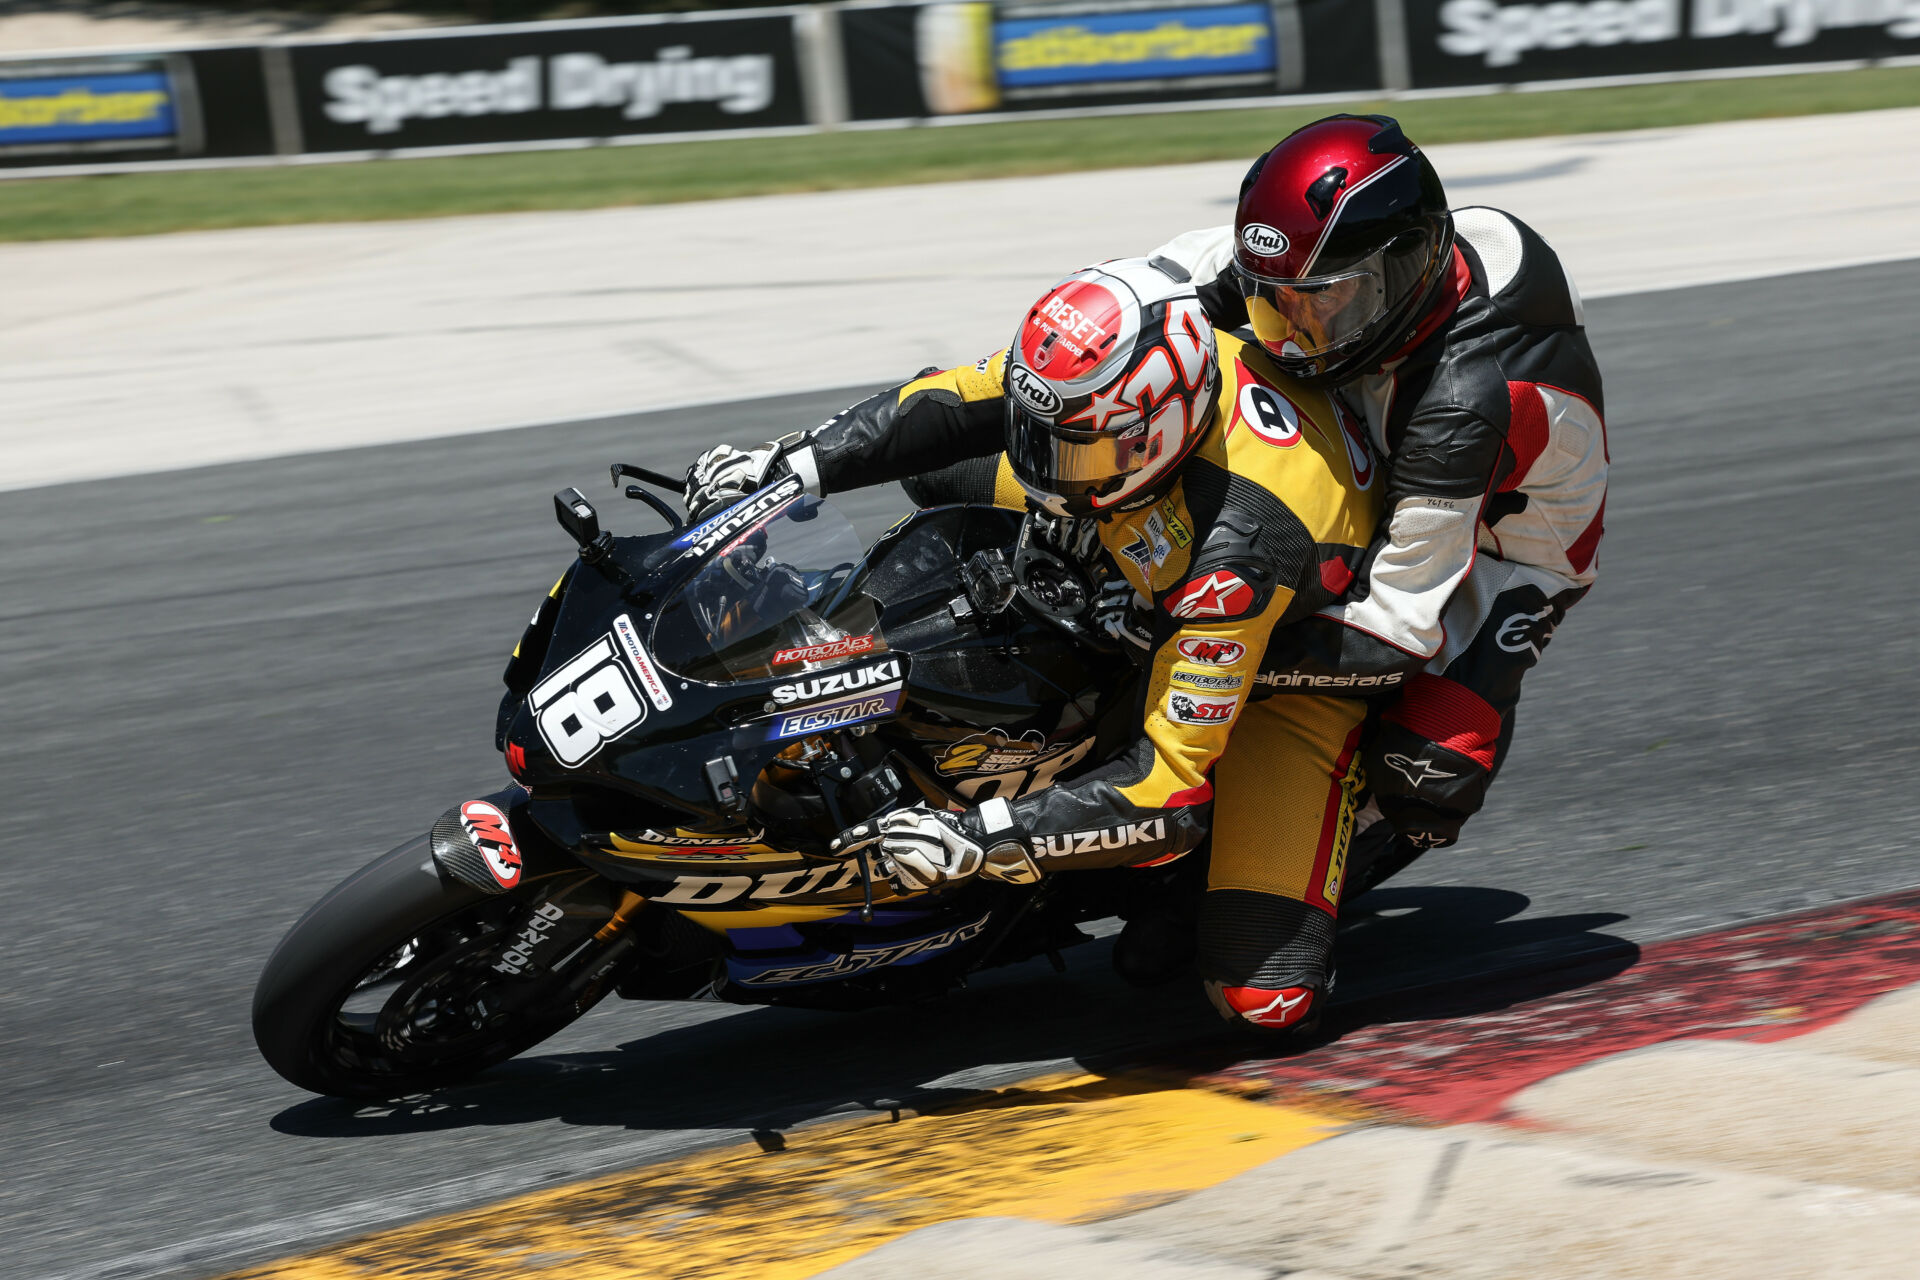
[1410,0,1920,87]
[287,14,807,151]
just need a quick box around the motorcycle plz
[253,465,1166,1099]
[254,463,1420,1098]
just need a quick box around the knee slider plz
[1197,889,1333,1029]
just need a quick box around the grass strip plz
[6,65,1919,242]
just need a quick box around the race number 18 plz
[529,636,646,766]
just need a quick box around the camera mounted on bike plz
[554,488,613,564]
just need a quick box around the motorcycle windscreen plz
[651,493,885,683]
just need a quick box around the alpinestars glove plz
[1094,580,1154,657]
[831,801,1041,893]
[683,434,821,523]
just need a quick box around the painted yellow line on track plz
[226,1072,1345,1280]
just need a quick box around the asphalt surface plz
[4,261,1918,1279]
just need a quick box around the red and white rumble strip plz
[820,889,1920,1280]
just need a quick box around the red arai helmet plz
[1004,258,1220,518]
[1233,115,1454,387]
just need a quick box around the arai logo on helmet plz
[1241,223,1289,256]
[1008,363,1063,416]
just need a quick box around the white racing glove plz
[831,800,1041,893]
[1095,580,1154,654]
[683,435,822,522]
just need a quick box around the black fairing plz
[848,507,1134,804]
[496,501,1138,867]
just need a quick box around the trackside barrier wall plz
[1,0,1917,168]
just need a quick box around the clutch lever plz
[609,463,686,531]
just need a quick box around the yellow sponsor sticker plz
[1160,499,1193,549]
[1169,665,1243,693]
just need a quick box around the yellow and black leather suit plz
[798,332,1383,992]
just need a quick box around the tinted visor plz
[1005,402,1148,508]
[1241,249,1389,360]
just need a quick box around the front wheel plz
[251,836,624,1098]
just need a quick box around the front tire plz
[251,836,613,1098]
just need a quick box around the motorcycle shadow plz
[270,884,1635,1140]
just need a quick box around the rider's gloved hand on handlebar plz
[830,804,1041,893]
[685,443,781,522]
[1094,580,1154,657]
[684,433,821,523]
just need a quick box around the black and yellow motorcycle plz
[253,466,1159,1098]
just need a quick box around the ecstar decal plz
[733,916,990,985]
[768,687,903,740]
[1164,570,1254,619]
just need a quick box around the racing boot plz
[1111,852,1205,986]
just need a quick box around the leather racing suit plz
[782,331,1382,1020]
[1153,208,1608,847]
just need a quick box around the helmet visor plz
[1005,403,1149,506]
[1241,253,1389,361]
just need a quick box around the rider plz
[1149,113,1608,865]
[685,258,1380,1032]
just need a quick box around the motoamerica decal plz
[611,612,674,710]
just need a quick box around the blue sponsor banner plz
[0,70,177,147]
[994,3,1276,89]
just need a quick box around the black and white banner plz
[286,14,807,151]
[1408,0,1920,87]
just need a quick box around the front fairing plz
[498,485,906,838]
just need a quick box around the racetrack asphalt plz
[3,260,1917,1280]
